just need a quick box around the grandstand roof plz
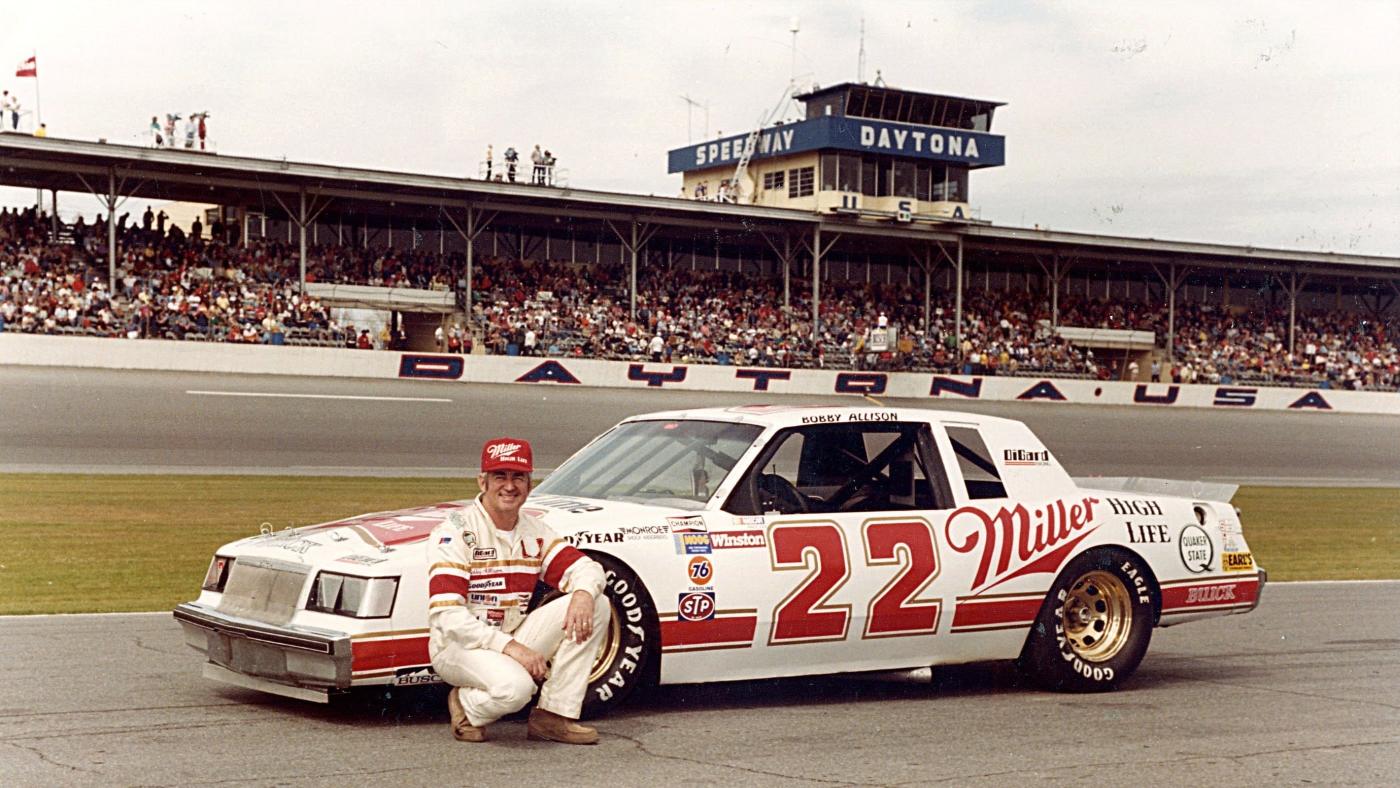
[2,135,1397,279]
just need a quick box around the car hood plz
[220,495,694,566]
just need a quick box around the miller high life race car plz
[174,405,1266,715]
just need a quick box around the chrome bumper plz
[1250,568,1267,612]
[173,602,353,693]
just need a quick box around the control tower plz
[667,82,1005,223]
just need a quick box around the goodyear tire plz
[1019,548,1155,692]
[580,554,659,718]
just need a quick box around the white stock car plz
[175,405,1266,716]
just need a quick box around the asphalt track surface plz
[0,582,1396,786]
[3,366,1399,485]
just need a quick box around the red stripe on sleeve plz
[428,574,469,598]
[542,546,586,589]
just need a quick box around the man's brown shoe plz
[446,687,487,742]
[526,708,598,745]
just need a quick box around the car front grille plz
[216,556,312,626]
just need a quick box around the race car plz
[174,405,1265,716]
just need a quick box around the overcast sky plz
[1,1,1397,256]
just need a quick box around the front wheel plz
[1019,548,1155,692]
[579,555,659,718]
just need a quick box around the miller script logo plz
[487,442,524,461]
[945,497,1100,593]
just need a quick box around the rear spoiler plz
[1072,477,1239,503]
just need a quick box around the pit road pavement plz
[0,582,1397,786]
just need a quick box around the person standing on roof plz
[503,146,519,182]
[530,145,545,184]
[484,144,493,179]
[150,116,163,147]
[427,437,610,745]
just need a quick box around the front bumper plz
[173,602,353,698]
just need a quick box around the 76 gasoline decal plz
[687,555,714,585]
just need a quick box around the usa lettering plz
[1106,497,1163,517]
[1125,522,1170,544]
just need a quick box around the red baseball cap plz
[481,437,533,473]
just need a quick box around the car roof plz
[620,404,1020,431]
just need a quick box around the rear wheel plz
[1020,548,1155,692]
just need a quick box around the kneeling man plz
[428,437,610,744]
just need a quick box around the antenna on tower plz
[679,94,709,143]
[858,18,867,83]
[789,17,801,84]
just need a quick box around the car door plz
[703,417,964,678]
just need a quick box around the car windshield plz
[534,419,762,510]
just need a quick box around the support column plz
[50,190,57,241]
[106,168,117,293]
[606,219,658,321]
[1273,270,1309,356]
[442,205,498,316]
[298,187,307,293]
[1034,254,1072,328]
[77,166,145,294]
[267,187,330,294]
[799,226,841,342]
[759,230,799,310]
[908,243,943,333]
[812,225,821,339]
[1151,262,1191,361]
[954,238,964,352]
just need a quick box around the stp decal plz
[678,592,716,622]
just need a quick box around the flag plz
[15,56,36,77]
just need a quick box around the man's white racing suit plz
[427,497,608,725]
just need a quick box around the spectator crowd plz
[2,205,1397,391]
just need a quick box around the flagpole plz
[32,51,41,127]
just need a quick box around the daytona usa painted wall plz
[5,333,1397,415]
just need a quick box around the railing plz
[477,159,568,187]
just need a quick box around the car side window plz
[724,422,954,516]
[945,426,1008,499]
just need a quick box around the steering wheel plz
[758,473,809,514]
[825,472,886,512]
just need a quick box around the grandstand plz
[1,86,1398,391]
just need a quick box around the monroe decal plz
[945,497,1100,594]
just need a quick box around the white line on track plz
[187,390,452,403]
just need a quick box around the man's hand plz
[563,590,595,644]
[503,640,547,681]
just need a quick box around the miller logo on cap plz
[481,437,533,473]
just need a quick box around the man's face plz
[479,470,530,521]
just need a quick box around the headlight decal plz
[307,572,399,618]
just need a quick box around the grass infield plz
[0,475,1395,615]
